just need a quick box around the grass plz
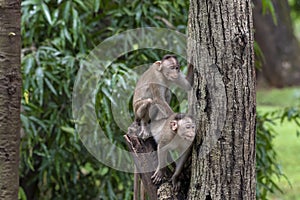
[257,87,300,107]
[257,87,300,200]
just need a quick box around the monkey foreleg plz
[171,175,181,192]
[170,147,191,191]
[133,169,139,200]
[151,168,165,184]
[151,148,168,184]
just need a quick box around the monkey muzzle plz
[168,74,179,81]
[180,131,195,142]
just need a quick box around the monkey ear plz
[170,120,178,131]
[155,61,162,71]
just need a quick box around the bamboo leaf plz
[41,3,53,25]
[94,0,100,13]
[45,78,58,96]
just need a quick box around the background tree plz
[254,0,300,87]
[188,0,256,198]
[0,0,21,199]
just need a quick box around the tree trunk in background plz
[188,0,256,199]
[253,0,300,87]
[0,1,21,199]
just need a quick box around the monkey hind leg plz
[137,120,151,139]
[134,98,152,121]
[133,99,153,139]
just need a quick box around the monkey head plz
[155,54,180,81]
[170,114,196,142]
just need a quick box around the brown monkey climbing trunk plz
[0,1,21,199]
[188,0,256,199]
[125,123,191,199]
[253,0,300,87]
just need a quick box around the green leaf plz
[64,27,72,43]
[18,186,27,200]
[45,78,58,96]
[74,0,89,11]
[35,67,44,106]
[61,126,75,134]
[21,0,40,6]
[142,4,148,16]
[101,88,116,106]
[261,0,277,25]
[63,82,71,98]
[41,3,53,25]
[52,9,60,25]
[123,7,134,16]
[94,0,100,13]
[23,55,35,75]
[72,8,79,47]
[100,167,109,176]
[117,75,127,89]
[63,1,71,22]
[29,116,47,131]
[159,4,168,15]
[44,71,60,85]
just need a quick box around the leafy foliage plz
[20,0,188,199]
[20,0,120,199]
[290,0,300,19]
[256,105,300,199]
[256,112,284,199]
[254,0,277,69]
[261,0,278,24]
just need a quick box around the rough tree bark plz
[253,0,300,87]
[188,0,256,199]
[0,1,21,199]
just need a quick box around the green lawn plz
[257,87,300,200]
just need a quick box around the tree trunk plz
[253,0,300,87]
[0,1,21,200]
[188,0,256,199]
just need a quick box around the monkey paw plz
[137,127,151,139]
[151,169,164,185]
[145,98,153,104]
[171,175,181,192]
[127,123,140,135]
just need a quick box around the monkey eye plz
[186,125,191,129]
[170,65,179,70]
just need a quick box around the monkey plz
[150,112,196,191]
[132,55,193,139]
[132,55,194,197]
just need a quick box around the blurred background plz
[20,0,300,199]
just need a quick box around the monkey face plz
[178,123,196,141]
[161,58,180,81]
[173,117,196,142]
[155,55,181,81]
